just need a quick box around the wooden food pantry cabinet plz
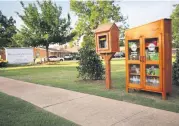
[125,19,172,99]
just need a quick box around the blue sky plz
[0,0,179,29]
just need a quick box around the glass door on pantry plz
[127,39,143,88]
[143,37,162,91]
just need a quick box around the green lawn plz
[0,92,77,126]
[0,59,179,113]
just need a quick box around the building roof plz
[65,47,79,53]
[120,46,125,52]
[48,48,60,52]
[36,46,79,53]
[95,23,116,33]
[36,47,60,52]
[58,48,70,53]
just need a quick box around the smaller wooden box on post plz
[95,23,119,89]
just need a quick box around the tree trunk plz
[46,44,49,62]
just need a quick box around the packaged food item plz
[130,77,133,83]
[152,40,157,46]
[130,76,140,84]
[131,65,136,73]
[146,49,150,60]
[132,76,136,83]
[137,76,140,84]
[146,68,150,75]
[129,42,133,48]
[156,78,159,85]
[146,41,159,61]
[146,66,160,76]
[155,69,160,76]
[136,68,140,74]
[130,52,139,60]
[149,52,159,60]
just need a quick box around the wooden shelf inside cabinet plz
[146,75,159,77]
[128,60,140,64]
[130,73,140,76]
[145,61,159,64]
[130,83,140,85]
[146,83,159,85]
[145,84,160,91]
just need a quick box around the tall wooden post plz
[95,23,119,89]
[101,53,114,89]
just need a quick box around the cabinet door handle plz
[140,56,145,62]
[139,56,142,62]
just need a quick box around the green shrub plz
[0,59,8,68]
[77,44,105,80]
[172,49,179,85]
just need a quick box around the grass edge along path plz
[0,92,78,126]
[0,60,179,113]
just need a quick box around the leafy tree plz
[11,32,26,47]
[69,41,74,48]
[171,4,179,48]
[120,22,129,46]
[71,0,127,80]
[70,0,127,45]
[17,0,74,61]
[173,49,179,86]
[0,11,16,48]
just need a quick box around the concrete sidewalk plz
[0,76,179,126]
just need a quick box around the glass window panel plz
[99,35,107,48]
[129,64,140,84]
[145,38,159,61]
[146,65,160,87]
[128,40,140,60]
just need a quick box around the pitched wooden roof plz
[95,23,117,33]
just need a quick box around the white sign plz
[131,43,137,52]
[148,43,155,52]
[5,48,34,64]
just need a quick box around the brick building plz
[0,47,75,60]
[0,49,6,60]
